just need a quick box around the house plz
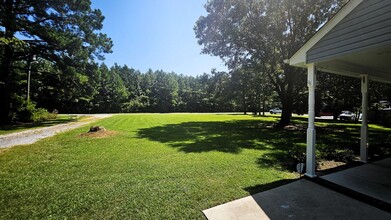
[288,0,391,177]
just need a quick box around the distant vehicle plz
[269,108,282,114]
[338,111,355,121]
[379,100,391,109]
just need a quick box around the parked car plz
[269,108,282,114]
[379,100,391,109]
[338,111,355,121]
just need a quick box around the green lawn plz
[0,114,390,219]
[0,114,84,135]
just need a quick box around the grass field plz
[0,114,390,219]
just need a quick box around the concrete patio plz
[321,157,391,205]
[203,158,391,220]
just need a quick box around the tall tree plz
[232,66,274,115]
[116,64,144,112]
[0,0,112,123]
[93,64,128,113]
[195,0,345,126]
[230,68,252,114]
[32,60,99,113]
[204,69,230,112]
[151,71,179,112]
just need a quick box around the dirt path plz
[0,114,112,149]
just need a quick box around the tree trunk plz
[0,0,16,124]
[278,94,293,127]
[0,51,13,124]
[242,89,247,115]
[277,67,296,127]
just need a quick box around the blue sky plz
[91,0,227,76]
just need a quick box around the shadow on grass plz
[315,123,391,158]
[137,120,306,154]
[137,120,308,171]
[137,118,391,170]
[291,116,391,159]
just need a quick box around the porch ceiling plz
[312,45,391,84]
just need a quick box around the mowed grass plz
[0,114,390,219]
[0,114,297,219]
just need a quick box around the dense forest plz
[24,61,391,116]
[19,61,276,114]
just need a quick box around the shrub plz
[32,108,57,122]
[15,99,36,122]
[288,144,306,164]
[324,148,355,162]
[11,95,57,122]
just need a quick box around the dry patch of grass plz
[317,160,347,170]
[78,130,119,139]
[284,124,305,131]
[0,148,9,154]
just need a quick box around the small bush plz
[15,100,36,122]
[288,144,306,163]
[32,108,57,122]
[324,148,355,162]
[12,96,57,122]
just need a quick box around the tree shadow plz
[137,119,391,171]
[137,120,306,166]
[315,123,391,159]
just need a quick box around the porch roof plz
[289,0,391,84]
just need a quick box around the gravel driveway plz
[0,114,112,148]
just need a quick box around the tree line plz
[22,62,281,114]
[12,59,391,117]
[2,0,391,124]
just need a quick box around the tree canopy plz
[194,0,345,125]
[0,0,112,123]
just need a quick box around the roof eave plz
[289,0,364,67]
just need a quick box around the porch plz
[319,157,391,205]
[203,157,391,219]
[288,0,391,177]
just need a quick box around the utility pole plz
[27,55,37,102]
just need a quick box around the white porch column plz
[360,74,369,163]
[306,64,317,178]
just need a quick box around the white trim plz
[306,64,317,178]
[316,62,391,84]
[289,0,364,67]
